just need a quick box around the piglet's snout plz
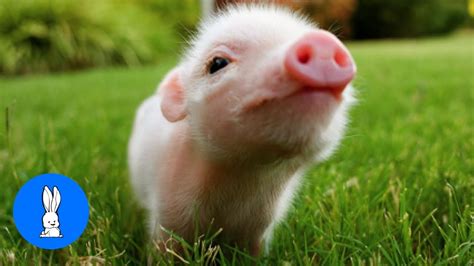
[284,30,356,96]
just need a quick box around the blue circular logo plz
[13,173,89,250]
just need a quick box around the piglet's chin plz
[288,88,340,115]
[244,85,342,122]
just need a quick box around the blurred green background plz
[0,0,471,75]
[0,0,200,75]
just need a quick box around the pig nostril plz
[296,45,312,64]
[334,49,350,68]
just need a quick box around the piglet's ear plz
[159,67,187,122]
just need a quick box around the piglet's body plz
[128,5,356,255]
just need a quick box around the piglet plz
[128,5,356,256]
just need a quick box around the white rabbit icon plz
[40,186,63,238]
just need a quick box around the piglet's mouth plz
[293,86,344,101]
[242,85,344,112]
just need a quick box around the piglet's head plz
[159,6,356,164]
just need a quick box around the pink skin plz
[285,31,356,99]
[128,6,356,257]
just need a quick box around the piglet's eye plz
[209,57,230,74]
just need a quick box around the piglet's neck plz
[170,122,302,184]
[160,121,304,244]
[171,123,256,179]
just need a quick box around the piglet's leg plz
[250,241,261,257]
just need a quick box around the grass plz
[0,33,473,264]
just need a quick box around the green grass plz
[0,33,473,264]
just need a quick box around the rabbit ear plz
[42,186,52,212]
[52,187,61,213]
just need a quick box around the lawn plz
[0,33,472,265]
